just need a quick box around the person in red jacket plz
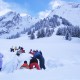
[20,47,25,53]
[20,61,29,69]
[29,49,35,55]
[29,57,40,70]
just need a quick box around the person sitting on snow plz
[14,46,18,51]
[16,49,22,56]
[29,57,40,70]
[16,47,25,56]
[20,61,29,69]
[10,46,14,52]
[20,47,25,53]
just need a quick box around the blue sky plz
[2,0,80,16]
[4,0,50,16]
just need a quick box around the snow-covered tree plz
[40,29,46,38]
[65,30,72,41]
[37,29,46,38]
[37,30,41,38]
[21,28,28,34]
[27,29,31,35]
[56,28,63,35]
[61,17,72,26]
[15,32,20,38]
[8,32,20,39]
[30,32,35,40]
[46,28,54,37]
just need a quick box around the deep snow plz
[0,35,80,80]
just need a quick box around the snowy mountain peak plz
[5,11,16,16]
[51,0,80,9]
[68,2,80,8]
[48,2,80,26]
[50,0,66,9]
[20,13,28,17]
[0,11,38,38]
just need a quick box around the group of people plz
[16,46,25,56]
[10,46,18,52]
[21,58,40,70]
[0,48,46,72]
[10,46,25,56]
[10,46,46,70]
[20,49,46,70]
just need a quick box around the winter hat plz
[24,61,27,63]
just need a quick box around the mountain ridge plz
[0,2,80,39]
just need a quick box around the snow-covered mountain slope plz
[22,2,80,40]
[0,35,80,80]
[0,11,38,38]
[27,14,73,40]
[0,1,80,39]
[48,2,80,26]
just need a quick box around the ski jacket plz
[33,52,43,59]
[21,63,29,69]
[30,57,38,64]
[29,63,40,70]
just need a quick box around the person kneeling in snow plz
[29,57,40,70]
[20,61,29,69]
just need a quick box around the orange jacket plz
[21,63,29,69]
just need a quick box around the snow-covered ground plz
[0,35,80,80]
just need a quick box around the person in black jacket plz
[30,57,38,64]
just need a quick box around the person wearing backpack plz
[0,52,3,71]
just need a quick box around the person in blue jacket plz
[0,52,3,71]
[29,50,46,70]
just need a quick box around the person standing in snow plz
[0,52,3,71]
[29,50,46,70]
